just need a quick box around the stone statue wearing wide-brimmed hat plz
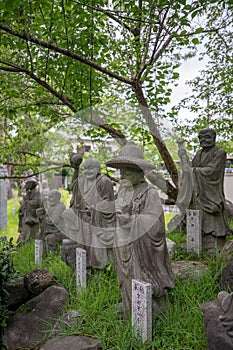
[106,141,174,318]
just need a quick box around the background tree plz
[0,0,231,199]
[172,2,233,154]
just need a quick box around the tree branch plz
[0,23,133,86]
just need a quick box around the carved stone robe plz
[114,181,174,313]
[192,145,232,236]
[68,173,115,268]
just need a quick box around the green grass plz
[1,196,228,349]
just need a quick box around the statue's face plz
[25,181,36,191]
[48,192,59,206]
[199,132,215,149]
[120,168,143,186]
[83,160,99,180]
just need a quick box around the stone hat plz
[25,177,37,184]
[106,141,155,170]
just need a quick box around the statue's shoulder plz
[97,173,111,184]
[214,146,226,156]
[147,184,160,196]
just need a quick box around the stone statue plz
[192,128,232,254]
[40,180,50,210]
[106,141,174,318]
[62,156,115,268]
[37,190,67,252]
[17,178,42,243]
[167,138,193,232]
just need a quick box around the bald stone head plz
[198,128,216,150]
[82,158,100,180]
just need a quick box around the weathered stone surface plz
[221,261,233,292]
[171,261,208,279]
[40,335,102,350]
[24,268,57,295]
[6,277,30,310]
[221,240,233,262]
[166,238,176,259]
[3,285,69,350]
[226,200,233,220]
[201,299,233,350]
[61,239,77,268]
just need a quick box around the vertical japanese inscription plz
[76,247,86,291]
[186,209,202,256]
[132,279,152,342]
[35,239,43,265]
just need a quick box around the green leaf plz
[195,27,204,34]
[192,38,199,45]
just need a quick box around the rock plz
[61,239,77,268]
[3,285,69,350]
[218,291,233,338]
[221,240,233,262]
[171,260,208,279]
[6,277,30,310]
[24,268,57,295]
[201,296,233,350]
[226,200,233,220]
[221,261,233,292]
[40,335,102,350]
[166,238,176,259]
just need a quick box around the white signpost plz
[35,239,43,265]
[132,279,152,342]
[76,247,86,292]
[186,209,202,256]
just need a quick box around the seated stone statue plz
[62,156,115,268]
[37,189,66,252]
[17,178,42,243]
[106,141,175,318]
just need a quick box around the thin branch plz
[0,23,133,86]
[71,0,140,31]
[0,165,70,180]
[62,0,69,49]
[0,61,127,145]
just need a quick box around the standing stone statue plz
[106,141,174,318]
[167,138,193,232]
[40,180,50,210]
[17,178,42,243]
[192,128,232,254]
[37,190,67,252]
[62,155,115,268]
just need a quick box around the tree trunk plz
[133,82,178,198]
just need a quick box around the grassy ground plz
[1,194,229,350]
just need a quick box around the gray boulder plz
[3,284,69,350]
[166,238,176,259]
[201,292,233,350]
[221,261,233,292]
[40,335,102,350]
[171,260,208,279]
[221,240,233,262]
[6,277,30,310]
[24,268,57,296]
[61,239,77,269]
